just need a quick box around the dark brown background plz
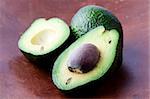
[0,0,149,98]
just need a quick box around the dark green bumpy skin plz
[62,5,123,93]
[71,5,122,38]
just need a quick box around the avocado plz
[70,5,122,39]
[18,18,70,67]
[52,26,122,91]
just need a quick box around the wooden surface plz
[0,0,149,98]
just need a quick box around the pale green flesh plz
[52,26,119,90]
[18,18,70,55]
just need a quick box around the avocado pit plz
[67,43,100,73]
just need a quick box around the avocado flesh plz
[18,18,70,66]
[18,18,70,55]
[52,26,119,90]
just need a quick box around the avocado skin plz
[71,5,123,38]
[54,5,123,92]
[20,33,75,70]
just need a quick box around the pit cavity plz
[31,29,58,45]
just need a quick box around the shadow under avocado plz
[9,56,53,97]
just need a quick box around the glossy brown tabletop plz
[0,0,149,98]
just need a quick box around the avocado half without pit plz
[18,18,70,66]
[52,5,123,91]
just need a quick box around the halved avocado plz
[52,26,121,91]
[18,18,70,67]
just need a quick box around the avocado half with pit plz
[18,18,70,66]
[52,26,121,91]
[52,5,123,91]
